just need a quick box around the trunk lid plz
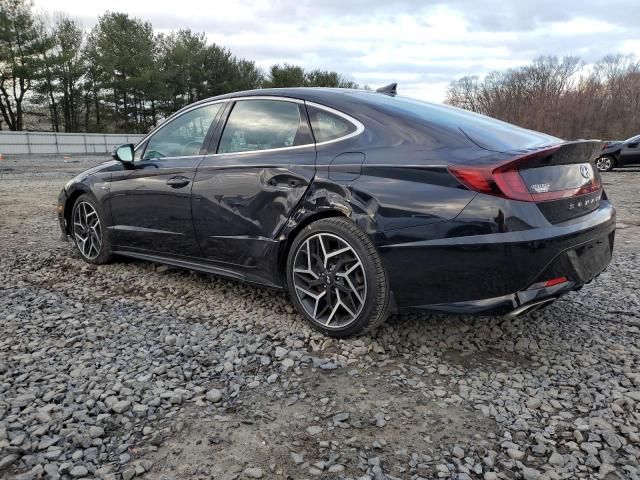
[449,140,604,224]
[516,142,604,223]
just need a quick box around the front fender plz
[60,171,113,236]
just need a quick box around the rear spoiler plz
[546,140,605,166]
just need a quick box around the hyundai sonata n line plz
[58,86,615,337]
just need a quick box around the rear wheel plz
[286,217,389,337]
[71,194,112,264]
[595,155,614,172]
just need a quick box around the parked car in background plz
[596,134,640,171]
[57,86,615,337]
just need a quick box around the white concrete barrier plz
[0,132,145,155]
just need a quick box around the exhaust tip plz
[505,298,556,318]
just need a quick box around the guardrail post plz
[55,132,59,154]
[26,131,31,155]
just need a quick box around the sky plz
[33,0,640,103]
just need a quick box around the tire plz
[286,217,389,337]
[71,193,113,264]
[595,155,615,172]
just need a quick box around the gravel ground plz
[0,156,639,480]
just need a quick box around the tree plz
[232,59,263,91]
[1,3,360,133]
[266,63,305,87]
[157,29,207,113]
[265,64,359,89]
[305,69,358,88]
[31,15,85,132]
[0,0,47,130]
[202,43,264,96]
[32,19,58,131]
[54,16,85,132]
[82,30,102,131]
[156,35,264,116]
[89,12,156,132]
[445,55,640,140]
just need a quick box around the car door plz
[191,98,316,281]
[108,102,223,256]
[619,135,640,166]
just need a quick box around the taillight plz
[448,146,601,202]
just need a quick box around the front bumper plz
[378,201,616,315]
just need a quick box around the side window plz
[307,106,357,143]
[218,100,304,154]
[143,103,222,160]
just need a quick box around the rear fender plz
[278,178,380,244]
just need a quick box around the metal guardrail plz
[0,131,145,155]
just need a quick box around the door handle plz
[166,176,190,188]
[266,176,307,188]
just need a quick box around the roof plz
[189,87,379,109]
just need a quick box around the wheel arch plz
[64,187,93,235]
[275,176,383,285]
[277,209,348,287]
[605,153,618,166]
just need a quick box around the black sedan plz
[58,86,615,337]
[595,134,640,171]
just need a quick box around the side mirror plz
[112,144,135,162]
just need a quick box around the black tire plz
[595,155,615,172]
[286,217,389,337]
[71,193,113,265]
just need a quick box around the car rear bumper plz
[377,200,616,314]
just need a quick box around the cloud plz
[32,0,640,102]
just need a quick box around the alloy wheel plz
[73,201,102,260]
[596,157,612,172]
[292,233,367,328]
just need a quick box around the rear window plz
[349,92,561,153]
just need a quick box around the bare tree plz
[446,55,640,140]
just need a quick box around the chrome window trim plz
[205,143,316,158]
[134,95,364,158]
[133,96,306,154]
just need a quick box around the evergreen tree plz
[0,0,47,130]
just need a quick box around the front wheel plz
[71,194,113,264]
[286,217,390,337]
[595,155,615,172]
